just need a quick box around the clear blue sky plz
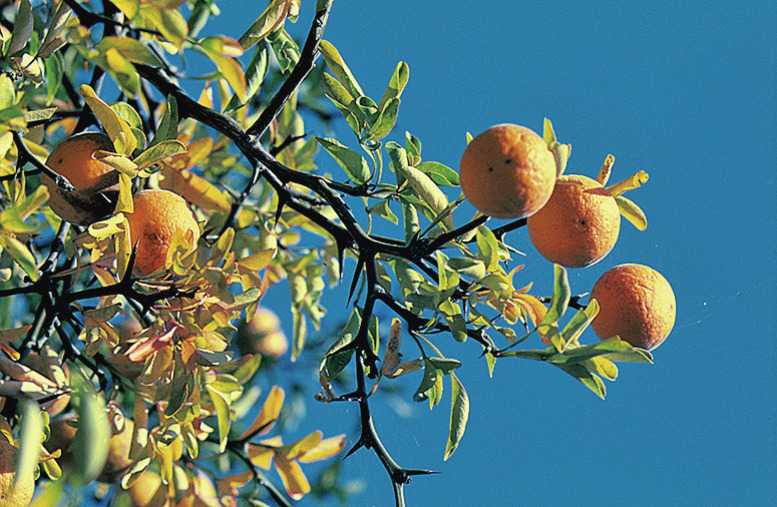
[205,1,777,505]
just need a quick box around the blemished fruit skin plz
[42,132,119,225]
[125,189,200,277]
[459,124,556,219]
[590,263,677,351]
[527,174,621,268]
[0,441,34,507]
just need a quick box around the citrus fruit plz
[590,263,676,351]
[0,440,34,507]
[527,174,621,268]
[42,132,119,225]
[125,189,200,277]
[47,409,135,483]
[458,124,556,219]
[235,308,288,358]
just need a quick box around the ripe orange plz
[590,263,676,351]
[527,174,621,268]
[0,440,34,507]
[125,189,200,277]
[459,124,556,219]
[42,132,119,225]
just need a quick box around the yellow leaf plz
[246,443,274,469]
[606,170,649,197]
[159,166,231,214]
[279,431,321,460]
[238,0,292,49]
[237,386,284,441]
[238,249,274,272]
[78,85,137,155]
[596,154,615,185]
[274,454,310,500]
[297,435,346,463]
[615,195,648,231]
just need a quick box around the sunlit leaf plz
[319,40,364,100]
[205,385,230,453]
[297,435,346,463]
[378,61,409,110]
[13,399,42,491]
[416,161,459,186]
[606,170,649,197]
[79,85,137,155]
[159,165,231,213]
[555,363,606,399]
[96,36,165,67]
[316,137,370,184]
[238,386,284,440]
[615,195,648,231]
[238,0,294,50]
[0,234,38,282]
[539,264,570,327]
[596,154,615,185]
[274,454,310,501]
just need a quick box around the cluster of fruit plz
[459,124,676,351]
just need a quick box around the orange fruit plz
[459,124,556,219]
[527,174,620,268]
[590,263,676,351]
[47,409,136,483]
[235,308,288,358]
[0,440,34,507]
[125,189,200,277]
[42,132,119,225]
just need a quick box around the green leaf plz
[367,199,398,225]
[485,352,496,377]
[7,0,32,55]
[555,364,606,399]
[133,139,187,170]
[444,373,469,460]
[237,0,292,50]
[378,61,409,110]
[615,195,648,231]
[416,161,459,186]
[320,309,360,380]
[97,36,165,67]
[543,118,571,177]
[560,299,599,345]
[13,399,42,492]
[44,53,63,106]
[151,96,179,146]
[446,257,486,281]
[226,44,269,112]
[0,234,38,282]
[72,391,110,485]
[549,337,653,365]
[366,97,400,140]
[319,40,364,99]
[413,360,438,402]
[167,353,192,417]
[205,386,230,453]
[539,264,570,327]
[427,356,461,375]
[397,164,454,230]
[316,137,370,184]
[476,226,499,272]
[581,356,619,381]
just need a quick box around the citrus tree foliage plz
[0,1,656,505]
